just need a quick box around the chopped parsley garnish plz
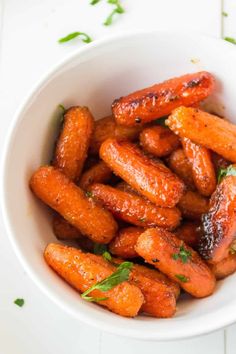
[217,165,236,183]
[224,37,236,45]
[90,0,101,4]
[93,243,107,255]
[14,298,25,307]
[139,217,146,223]
[172,243,192,264]
[175,274,189,283]
[85,191,94,198]
[58,32,92,44]
[58,104,65,113]
[229,241,236,255]
[81,261,133,302]
[102,251,112,262]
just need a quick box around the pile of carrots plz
[30,71,236,318]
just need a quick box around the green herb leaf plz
[90,0,101,4]
[94,243,108,255]
[172,244,192,264]
[224,37,236,45]
[58,32,92,44]
[217,165,236,183]
[14,298,25,307]
[81,261,133,302]
[85,191,94,198]
[103,251,112,262]
[222,11,228,17]
[139,217,146,223]
[104,0,125,26]
[229,241,236,255]
[58,104,65,113]
[81,296,109,302]
[175,274,189,283]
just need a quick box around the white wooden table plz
[0,1,236,353]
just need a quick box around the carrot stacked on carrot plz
[30,71,236,319]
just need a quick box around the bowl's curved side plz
[2,30,236,340]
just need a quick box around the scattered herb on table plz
[222,11,228,17]
[224,37,236,45]
[81,261,133,302]
[217,165,236,183]
[104,0,125,26]
[14,298,25,307]
[58,32,92,44]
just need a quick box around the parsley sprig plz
[217,165,236,183]
[81,261,133,302]
[224,37,236,45]
[91,0,125,26]
[58,32,92,44]
[172,243,191,264]
[14,298,25,307]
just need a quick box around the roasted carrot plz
[79,161,112,190]
[182,138,216,196]
[89,115,142,155]
[30,166,118,243]
[174,222,201,248]
[198,175,236,263]
[209,253,236,280]
[100,139,184,207]
[211,152,230,171]
[90,183,181,229]
[135,228,216,298]
[140,126,180,157]
[53,106,94,182]
[112,72,215,126]
[167,148,195,190]
[109,227,144,258]
[44,243,144,317]
[52,214,81,240]
[166,106,236,162]
[178,190,209,220]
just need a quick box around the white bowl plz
[2,30,236,341]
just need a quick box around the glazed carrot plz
[53,106,94,182]
[209,253,236,280]
[100,139,184,207]
[30,166,118,243]
[140,126,180,157]
[135,228,216,297]
[89,115,142,155]
[199,175,236,263]
[90,183,181,229]
[79,161,112,190]
[44,244,144,317]
[167,148,195,190]
[182,138,216,196]
[174,222,201,248]
[112,72,215,126]
[52,214,81,240]
[129,264,179,317]
[178,190,209,220]
[109,227,144,258]
[166,107,236,162]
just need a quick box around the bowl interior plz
[3,31,236,340]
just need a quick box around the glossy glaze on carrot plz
[90,183,181,229]
[30,166,118,243]
[52,214,81,240]
[109,227,144,258]
[178,190,209,220]
[167,148,195,190]
[112,72,215,126]
[44,243,144,317]
[182,138,216,196]
[79,161,112,190]
[166,106,236,162]
[89,115,142,155]
[174,222,201,248]
[209,253,236,279]
[198,175,236,263]
[100,139,184,207]
[135,228,216,298]
[53,106,94,181]
[140,125,180,157]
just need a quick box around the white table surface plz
[0,0,236,353]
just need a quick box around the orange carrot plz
[30,166,118,243]
[178,190,209,220]
[79,161,112,190]
[112,72,215,126]
[109,227,144,258]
